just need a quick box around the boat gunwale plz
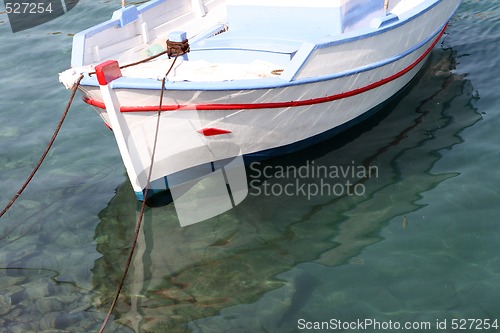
[76,0,461,92]
[83,22,446,112]
[80,17,450,93]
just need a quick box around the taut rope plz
[97,53,183,333]
[0,74,84,219]
[0,37,191,219]
[0,33,189,333]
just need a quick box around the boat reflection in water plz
[91,46,481,332]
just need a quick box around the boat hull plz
[82,28,442,199]
[68,0,462,202]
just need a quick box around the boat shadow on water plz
[91,46,481,332]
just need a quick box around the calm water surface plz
[0,1,499,332]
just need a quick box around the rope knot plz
[166,39,190,59]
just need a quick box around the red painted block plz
[95,60,122,85]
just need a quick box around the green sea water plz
[0,1,499,332]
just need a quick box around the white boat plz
[60,0,462,213]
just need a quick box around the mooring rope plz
[119,49,169,70]
[97,54,181,333]
[166,39,190,59]
[1,37,189,218]
[0,33,187,332]
[0,74,84,219]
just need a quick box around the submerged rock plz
[0,293,12,315]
